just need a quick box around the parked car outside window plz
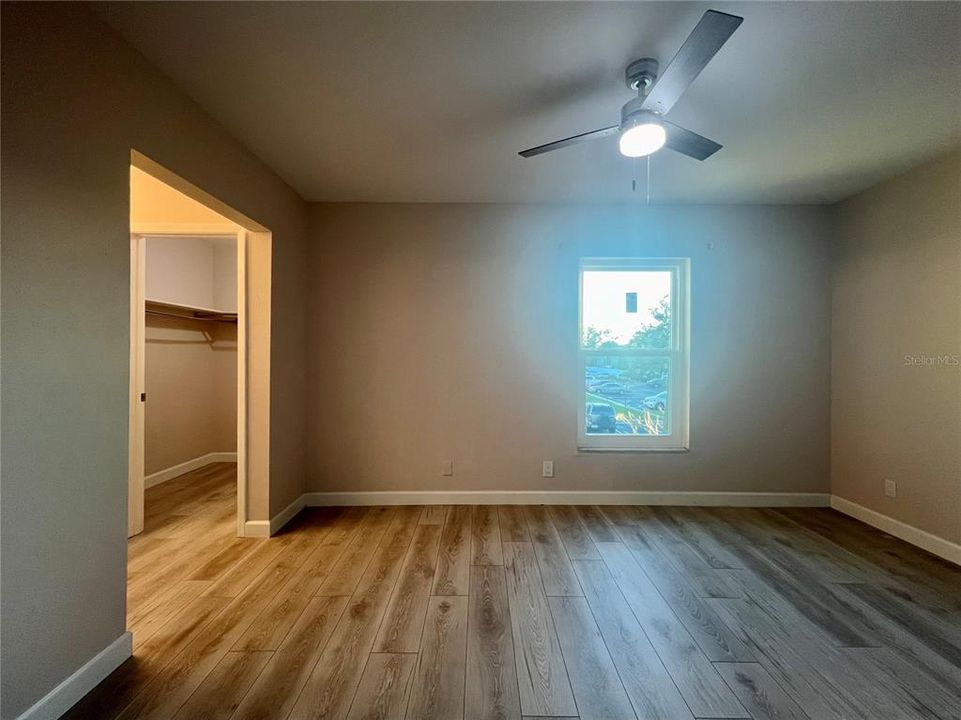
[592,381,629,395]
[586,403,617,433]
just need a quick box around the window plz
[578,258,690,450]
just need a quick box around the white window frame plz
[578,257,690,451]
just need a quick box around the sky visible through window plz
[582,270,671,345]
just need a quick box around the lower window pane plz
[585,356,670,436]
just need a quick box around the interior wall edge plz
[10,632,132,720]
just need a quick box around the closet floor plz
[65,468,961,720]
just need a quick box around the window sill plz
[577,446,690,453]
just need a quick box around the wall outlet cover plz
[542,460,554,478]
[884,479,897,498]
[442,460,454,477]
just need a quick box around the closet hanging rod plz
[145,308,237,324]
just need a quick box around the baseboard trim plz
[243,493,307,537]
[242,520,271,538]
[271,494,307,534]
[145,452,237,488]
[830,495,961,566]
[249,490,958,566]
[301,490,831,507]
[14,632,132,720]
[249,490,828,537]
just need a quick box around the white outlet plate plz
[442,460,453,477]
[542,460,554,478]
[884,479,897,498]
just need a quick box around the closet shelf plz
[145,298,237,323]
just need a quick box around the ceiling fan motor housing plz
[620,98,661,130]
[625,57,659,91]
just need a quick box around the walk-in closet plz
[143,235,237,489]
[127,166,245,538]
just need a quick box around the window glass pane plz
[582,270,671,349]
[585,356,670,435]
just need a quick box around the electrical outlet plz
[542,460,554,478]
[884,479,897,498]
[442,460,454,477]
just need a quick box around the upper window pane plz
[581,270,672,349]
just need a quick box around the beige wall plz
[307,203,833,495]
[145,317,236,476]
[0,4,308,718]
[832,149,961,545]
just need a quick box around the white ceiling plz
[97,1,961,204]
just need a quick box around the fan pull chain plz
[630,157,651,204]
[646,155,651,205]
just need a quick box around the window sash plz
[578,257,690,451]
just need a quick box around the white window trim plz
[577,257,691,452]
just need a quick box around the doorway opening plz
[130,230,243,541]
[127,152,272,543]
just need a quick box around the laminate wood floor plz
[66,463,961,719]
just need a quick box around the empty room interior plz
[1,2,959,720]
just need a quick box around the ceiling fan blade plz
[641,9,742,115]
[518,125,619,157]
[663,121,722,160]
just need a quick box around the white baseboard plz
[301,490,831,507]
[239,489,959,566]
[14,632,132,720]
[145,452,237,488]
[247,490,827,538]
[242,520,271,538]
[830,495,961,566]
[243,493,307,537]
[271,494,307,533]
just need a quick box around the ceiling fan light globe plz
[619,122,666,157]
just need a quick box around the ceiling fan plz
[519,9,743,161]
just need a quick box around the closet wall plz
[132,168,239,479]
[144,237,237,477]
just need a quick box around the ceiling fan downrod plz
[625,58,659,95]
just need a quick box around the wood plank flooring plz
[66,464,961,720]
